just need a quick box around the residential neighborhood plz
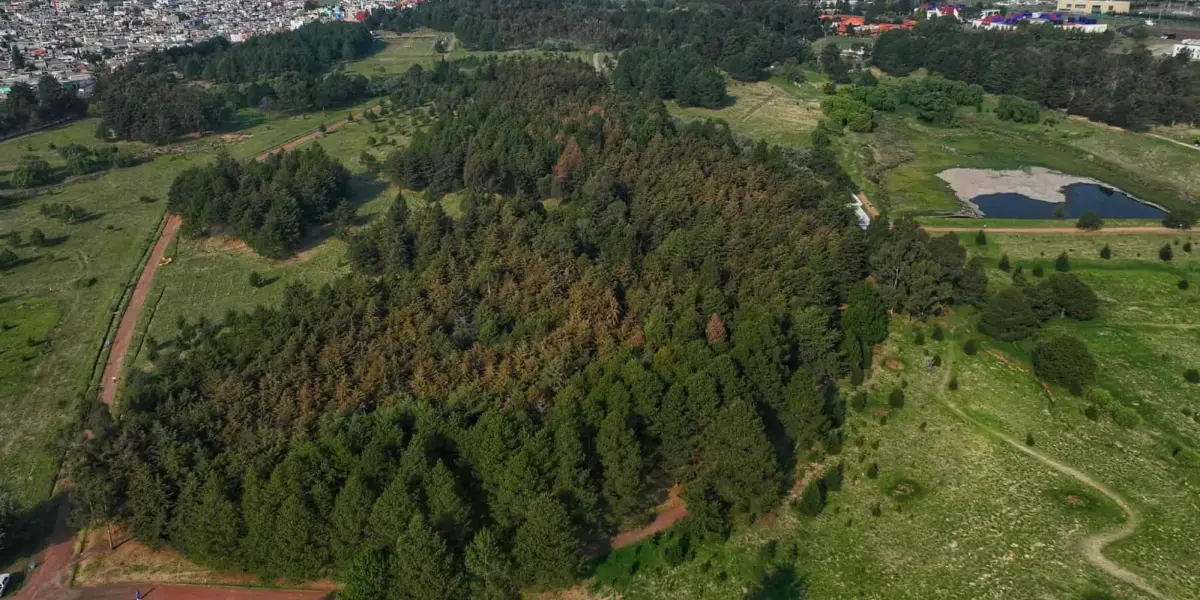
[0,0,414,97]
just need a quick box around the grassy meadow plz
[587,232,1200,600]
[666,75,826,149]
[126,113,411,370]
[0,100,402,512]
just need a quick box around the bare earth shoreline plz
[938,167,1106,205]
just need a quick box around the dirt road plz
[97,215,181,406]
[18,118,365,600]
[74,585,329,600]
[1147,133,1199,152]
[856,191,880,218]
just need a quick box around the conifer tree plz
[466,527,518,600]
[392,515,463,600]
[330,475,374,567]
[699,399,781,519]
[514,494,581,590]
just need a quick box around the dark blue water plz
[972,183,1165,219]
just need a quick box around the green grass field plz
[125,111,412,370]
[842,107,1196,217]
[667,75,826,148]
[595,232,1200,599]
[0,102,400,512]
[347,30,598,78]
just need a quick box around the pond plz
[971,183,1166,219]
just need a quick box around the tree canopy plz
[71,56,874,593]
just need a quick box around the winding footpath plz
[939,357,1166,599]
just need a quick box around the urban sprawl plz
[0,0,421,97]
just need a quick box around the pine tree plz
[182,475,241,569]
[425,460,470,543]
[368,474,419,548]
[699,399,781,519]
[998,253,1011,271]
[975,229,987,245]
[781,368,827,452]
[551,403,598,523]
[330,475,374,567]
[340,549,392,600]
[392,515,463,600]
[514,494,581,590]
[269,494,326,579]
[596,404,643,520]
[1055,252,1070,272]
[1160,243,1174,261]
[465,527,518,600]
[1100,244,1112,259]
[795,481,826,517]
[980,287,1040,341]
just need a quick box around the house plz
[918,3,964,19]
[1054,0,1130,14]
[1174,40,1200,61]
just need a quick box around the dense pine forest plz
[872,18,1200,130]
[167,145,352,258]
[367,0,824,81]
[71,55,985,596]
[95,21,375,143]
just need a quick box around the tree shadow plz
[71,211,104,224]
[747,565,807,600]
[251,276,280,289]
[39,235,70,247]
[0,492,72,569]
[3,255,42,270]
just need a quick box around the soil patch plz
[938,167,1107,205]
[610,485,688,549]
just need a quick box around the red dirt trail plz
[97,215,181,406]
[610,485,688,549]
[75,585,329,600]
[17,118,363,600]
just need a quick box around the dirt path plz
[75,584,329,600]
[97,215,181,406]
[938,356,1165,599]
[609,486,688,550]
[856,191,880,218]
[18,116,370,600]
[923,226,1182,235]
[739,89,781,123]
[1147,133,1199,152]
[255,114,356,160]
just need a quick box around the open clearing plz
[667,76,825,148]
[843,104,1198,217]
